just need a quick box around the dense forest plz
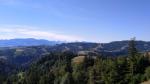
[1,39,150,84]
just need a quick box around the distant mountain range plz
[0,38,63,47]
[1,39,150,66]
[49,41,150,56]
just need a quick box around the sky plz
[0,0,150,42]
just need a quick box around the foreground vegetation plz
[1,39,150,84]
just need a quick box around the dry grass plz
[72,56,85,64]
[141,80,150,84]
[16,49,24,52]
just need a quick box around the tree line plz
[1,39,150,84]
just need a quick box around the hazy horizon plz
[0,38,150,43]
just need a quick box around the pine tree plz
[128,37,137,57]
[93,57,103,83]
[87,67,95,84]
[144,66,150,80]
[128,38,137,74]
[127,38,144,83]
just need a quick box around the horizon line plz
[0,38,150,43]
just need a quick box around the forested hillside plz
[1,39,150,84]
[0,46,52,66]
[1,40,150,67]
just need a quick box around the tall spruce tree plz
[128,37,137,57]
[127,38,144,83]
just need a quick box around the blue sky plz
[0,0,150,42]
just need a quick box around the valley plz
[1,39,150,84]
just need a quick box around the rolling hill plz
[0,40,150,66]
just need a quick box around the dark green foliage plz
[1,39,150,84]
[145,66,150,80]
